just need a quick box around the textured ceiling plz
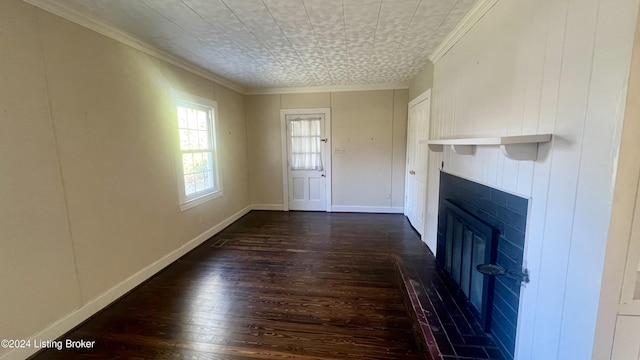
[47,0,478,90]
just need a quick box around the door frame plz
[280,108,332,212]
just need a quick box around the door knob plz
[409,170,416,175]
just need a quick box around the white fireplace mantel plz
[422,134,552,161]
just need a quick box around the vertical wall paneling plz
[531,0,600,357]
[430,0,639,357]
[515,0,569,355]
[558,0,639,357]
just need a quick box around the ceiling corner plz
[22,0,248,95]
[429,0,500,65]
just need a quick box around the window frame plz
[173,92,223,211]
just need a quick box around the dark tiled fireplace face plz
[437,172,528,360]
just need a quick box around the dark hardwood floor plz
[31,211,430,360]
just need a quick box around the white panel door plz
[287,114,327,211]
[405,93,431,235]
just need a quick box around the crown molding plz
[23,0,247,94]
[247,81,409,95]
[429,0,500,64]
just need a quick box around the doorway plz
[280,108,332,211]
[404,90,431,235]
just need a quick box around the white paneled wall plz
[429,0,639,358]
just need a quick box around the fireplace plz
[441,199,498,331]
[437,172,528,360]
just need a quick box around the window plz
[175,95,222,211]
[289,116,323,171]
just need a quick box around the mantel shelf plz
[421,134,552,161]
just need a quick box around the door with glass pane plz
[286,114,326,211]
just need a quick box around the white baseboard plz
[251,204,285,211]
[0,205,252,360]
[331,206,404,214]
[251,204,405,214]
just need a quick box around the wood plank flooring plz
[31,211,429,359]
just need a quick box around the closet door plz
[404,91,430,235]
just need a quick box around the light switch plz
[334,147,345,154]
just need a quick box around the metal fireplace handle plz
[477,264,530,284]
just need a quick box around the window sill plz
[179,190,223,211]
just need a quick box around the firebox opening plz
[437,172,528,360]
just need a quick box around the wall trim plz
[331,206,404,214]
[0,205,251,360]
[22,0,247,94]
[248,82,409,95]
[252,204,285,211]
[428,0,499,64]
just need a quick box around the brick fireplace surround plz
[395,171,528,360]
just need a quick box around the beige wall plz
[246,94,283,206]
[332,91,394,207]
[281,92,331,109]
[1,0,407,355]
[247,90,408,210]
[392,91,409,208]
[408,61,434,101]
[0,1,249,356]
[429,0,639,358]
[0,0,82,344]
